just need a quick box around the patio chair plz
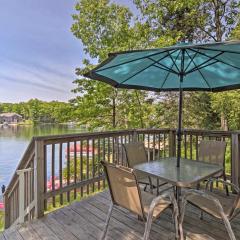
[198,140,228,195]
[179,179,240,240]
[101,161,179,240]
[123,142,168,194]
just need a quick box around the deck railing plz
[3,128,240,229]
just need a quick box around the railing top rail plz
[182,128,238,136]
[33,129,136,141]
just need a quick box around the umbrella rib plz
[188,60,219,74]
[160,50,182,89]
[185,50,212,89]
[190,48,240,71]
[152,64,178,74]
[184,50,199,72]
[168,50,181,73]
[115,51,177,86]
[147,56,179,74]
[95,49,177,73]
[185,50,223,75]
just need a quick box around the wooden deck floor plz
[1,190,240,240]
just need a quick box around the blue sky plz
[0,0,136,103]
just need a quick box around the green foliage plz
[71,0,240,131]
[0,99,74,124]
[134,0,203,43]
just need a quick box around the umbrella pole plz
[177,79,183,167]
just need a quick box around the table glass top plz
[134,157,223,187]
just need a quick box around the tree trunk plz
[112,90,117,128]
[213,0,228,130]
[135,91,144,128]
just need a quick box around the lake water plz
[0,124,85,191]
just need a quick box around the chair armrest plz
[179,189,237,240]
[144,192,179,240]
[205,178,240,193]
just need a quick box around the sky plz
[0,0,136,103]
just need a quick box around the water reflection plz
[0,124,84,188]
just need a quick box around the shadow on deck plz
[1,190,240,240]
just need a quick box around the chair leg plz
[223,174,229,196]
[143,208,154,240]
[157,178,159,196]
[221,215,236,240]
[148,176,153,194]
[100,203,113,240]
[172,203,179,239]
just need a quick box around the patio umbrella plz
[84,41,240,167]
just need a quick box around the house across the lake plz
[0,112,23,124]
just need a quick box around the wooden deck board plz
[2,190,240,240]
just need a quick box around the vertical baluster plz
[67,142,70,202]
[108,137,110,163]
[97,138,101,190]
[92,139,95,193]
[120,135,123,165]
[86,139,90,194]
[103,138,106,188]
[51,144,55,207]
[27,170,31,221]
[184,133,187,159]
[43,145,48,211]
[74,141,77,199]
[190,134,193,159]
[158,133,161,159]
[44,145,47,211]
[80,140,83,197]
[25,171,27,210]
[196,135,199,160]
[147,134,150,161]
[153,134,156,160]
[116,136,119,164]
[59,143,63,205]
[112,136,115,164]
[163,133,166,158]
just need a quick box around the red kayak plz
[0,202,4,210]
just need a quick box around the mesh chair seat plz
[141,191,171,219]
[187,191,235,218]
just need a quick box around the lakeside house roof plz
[0,112,22,118]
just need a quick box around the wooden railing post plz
[231,133,240,187]
[16,168,33,223]
[169,130,176,157]
[133,130,138,142]
[3,192,10,229]
[34,140,45,218]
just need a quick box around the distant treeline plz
[0,99,74,124]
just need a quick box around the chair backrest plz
[123,142,148,168]
[101,161,145,218]
[198,140,226,167]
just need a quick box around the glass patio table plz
[134,157,223,201]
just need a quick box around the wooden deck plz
[1,190,240,240]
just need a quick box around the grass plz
[0,211,4,232]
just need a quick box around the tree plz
[71,0,240,131]
[71,0,152,130]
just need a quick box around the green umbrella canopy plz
[84,41,240,167]
[84,41,240,92]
